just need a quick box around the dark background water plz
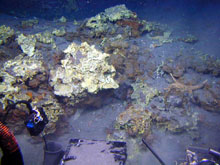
[1,0,220,20]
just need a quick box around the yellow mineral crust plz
[0,25,14,45]
[50,42,119,98]
[85,4,136,32]
[0,55,63,134]
[0,71,19,94]
[52,27,66,37]
[35,30,54,44]
[3,54,45,80]
[17,34,36,56]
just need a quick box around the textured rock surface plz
[3,54,45,80]
[21,19,39,29]
[35,31,54,44]
[115,104,153,136]
[17,34,36,57]
[104,4,137,22]
[52,27,66,37]
[0,54,46,108]
[0,25,15,45]
[82,4,138,38]
[50,42,119,99]
[0,71,19,95]
[0,54,64,134]
[131,79,159,108]
[86,4,136,29]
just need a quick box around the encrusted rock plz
[3,54,45,81]
[0,25,15,45]
[82,4,139,38]
[178,34,198,44]
[17,34,36,56]
[21,18,39,29]
[86,4,136,29]
[58,16,67,23]
[17,31,57,57]
[192,87,220,112]
[35,31,54,44]
[52,27,66,37]
[0,54,64,134]
[35,95,64,134]
[131,79,159,108]
[187,55,220,77]
[115,104,153,136]
[0,54,45,107]
[115,102,199,137]
[149,31,173,46]
[0,71,19,95]
[50,42,119,100]
[104,4,137,22]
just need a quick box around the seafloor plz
[0,1,220,165]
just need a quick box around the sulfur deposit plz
[35,31,54,44]
[16,34,36,57]
[86,4,136,29]
[50,42,119,100]
[0,25,15,45]
[3,54,45,80]
[0,54,64,134]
